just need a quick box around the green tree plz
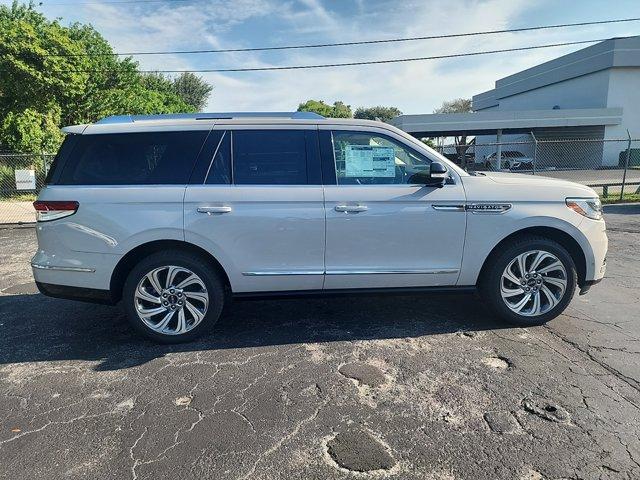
[354,106,402,123]
[297,99,352,118]
[0,108,63,154]
[433,98,473,164]
[420,138,436,149]
[330,101,352,118]
[0,1,206,153]
[173,72,213,111]
[433,98,472,114]
[140,72,195,113]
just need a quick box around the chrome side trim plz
[465,203,512,214]
[242,269,460,276]
[242,270,324,276]
[197,206,232,214]
[326,268,459,275]
[432,205,465,212]
[31,263,95,273]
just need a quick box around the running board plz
[233,286,477,300]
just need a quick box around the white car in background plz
[484,150,534,170]
[31,112,607,343]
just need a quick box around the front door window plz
[332,131,432,185]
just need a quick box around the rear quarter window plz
[57,131,208,185]
[45,134,79,185]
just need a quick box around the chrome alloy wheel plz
[134,266,209,335]
[500,250,567,317]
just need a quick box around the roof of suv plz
[61,112,398,135]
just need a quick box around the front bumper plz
[578,217,607,283]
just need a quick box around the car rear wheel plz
[123,250,225,343]
[480,236,577,326]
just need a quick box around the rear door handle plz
[197,206,232,215]
[335,205,368,213]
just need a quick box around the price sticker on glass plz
[344,145,395,177]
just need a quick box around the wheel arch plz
[477,226,587,288]
[110,240,231,303]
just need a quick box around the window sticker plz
[344,145,395,177]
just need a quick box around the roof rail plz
[95,111,325,124]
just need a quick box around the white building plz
[392,36,640,167]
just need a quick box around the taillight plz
[33,201,79,222]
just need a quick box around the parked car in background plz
[32,112,606,343]
[443,152,474,168]
[484,150,534,170]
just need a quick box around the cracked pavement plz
[0,205,639,479]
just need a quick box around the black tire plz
[122,250,226,343]
[479,236,577,326]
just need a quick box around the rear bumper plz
[31,250,119,291]
[36,281,115,305]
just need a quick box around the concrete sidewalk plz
[0,201,35,225]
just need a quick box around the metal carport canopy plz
[390,108,623,137]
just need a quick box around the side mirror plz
[408,162,448,187]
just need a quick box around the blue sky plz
[5,0,640,113]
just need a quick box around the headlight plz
[566,197,602,220]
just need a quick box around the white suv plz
[484,150,534,170]
[32,112,607,343]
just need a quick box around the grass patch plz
[0,193,37,202]
[601,192,640,204]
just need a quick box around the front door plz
[322,127,467,290]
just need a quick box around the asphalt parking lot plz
[1,205,639,480]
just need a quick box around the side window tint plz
[205,131,231,184]
[332,131,431,185]
[59,131,207,185]
[233,130,308,185]
[45,134,78,184]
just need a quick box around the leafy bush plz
[0,164,15,195]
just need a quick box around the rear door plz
[34,128,209,290]
[321,126,467,290]
[184,125,325,293]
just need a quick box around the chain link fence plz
[438,137,640,200]
[1,138,640,224]
[0,153,54,224]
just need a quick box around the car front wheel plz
[122,250,226,343]
[480,236,577,326]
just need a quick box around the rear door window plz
[232,130,309,185]
[58,131,208,185]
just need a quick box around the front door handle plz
[197,206,232,215]
[335,205,368,213]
